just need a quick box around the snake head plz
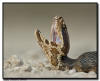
[34,16,70,67]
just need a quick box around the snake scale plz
[34,16,97,73]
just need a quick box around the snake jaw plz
[34,16,70,68]
[51,16,64,46]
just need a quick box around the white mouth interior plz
[52,28,61,44]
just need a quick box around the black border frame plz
[2,2,99,80]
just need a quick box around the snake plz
[34,16,97,73]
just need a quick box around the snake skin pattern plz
[34,16,97,73]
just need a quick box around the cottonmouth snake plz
[34,16,97,73]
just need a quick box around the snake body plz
[34,16,97,73]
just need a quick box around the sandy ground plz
[4,52,97,78]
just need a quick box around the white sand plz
[4,54,97,78]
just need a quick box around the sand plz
[4,54,97,78]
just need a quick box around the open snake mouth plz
[51,16,64,45]
[35,16,70,55]
[35,16,69,47]
[34,16,70,66]
[50,16,70,54]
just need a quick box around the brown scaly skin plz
[34,16,97,73]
